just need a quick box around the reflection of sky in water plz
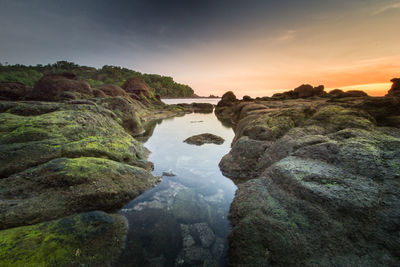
[118,111,237,266]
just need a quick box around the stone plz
[0,101,157,229]
[0,211,128,267]
[30,74,93,101]
[0,82,30,101]
[216,90,400,265]
[98,84,128,97]
[183,133,224,146]
[190,222,216,248]
[387,78,400,96]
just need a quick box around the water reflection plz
[118,112,236,267]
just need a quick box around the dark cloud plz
[0,0,374,67]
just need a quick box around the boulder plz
[31,74,92,101]
[184,133,225,146]
[92,88,107,98]
[122,77,151,99]
[387,78,400,97]
[294,84,326,98]
[217,91,237,107]
[329,89,344,96]
[98,84,128,97]
[0,82,30,101]
[329,89,368,98]
[242,95,253,101]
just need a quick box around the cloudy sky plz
[1,0,399,97]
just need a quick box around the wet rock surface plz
[184,133,225,146]
[119,179,231,267]
[215,84,400,265]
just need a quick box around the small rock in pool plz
[190,120,204,123]
[162,170,177,176]
[184,133,225,146]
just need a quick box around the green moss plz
[307,105,375,132]
[0,211,127,267]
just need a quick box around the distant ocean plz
[161,98,221,105]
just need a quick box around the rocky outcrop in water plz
[216,83,400,266]
[184,133,225,146]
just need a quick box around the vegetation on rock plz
[215,81,400,266]
[0,61,195,98]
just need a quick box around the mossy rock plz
[0,102,149,178]
[0,211,128,267]
[306,105,375,132]
[0,157,157,229]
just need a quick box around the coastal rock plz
[190,102,214,113]
[329,89,368,98]
[177,102,214,113]
[96,96,145,135]
[387,78,400,96]
[31,74,93,101]
[0,101,157,229]
[0,157,156,229]
[162,169,177,176]
[0,211,128,267]
[92,88,107,98]
[294,84,325,98]
[218,91,237,107]
[122,77,151,99]
[0,82,30,101]
[272,84,327,99]
[184,133,225,146]
[217,90,400,266]
[98,84,128,97]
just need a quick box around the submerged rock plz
[184,133,225,146]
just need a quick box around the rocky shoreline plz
[215,82,400,266]
[0,73,195,265]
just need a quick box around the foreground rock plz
[184,133,225,146]
[0,211,128,267]
[0,101,158,229]
[216,82,400,265]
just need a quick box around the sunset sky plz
[1,0,399,97]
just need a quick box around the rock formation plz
[215,83,400,266]
[31,73,93,101]
[387,78,400,96]
[184,133,225,146]
[0,73,190,265]
[0,81,30,101]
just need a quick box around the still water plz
[117,105,236,266]
[162,98,221,105]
